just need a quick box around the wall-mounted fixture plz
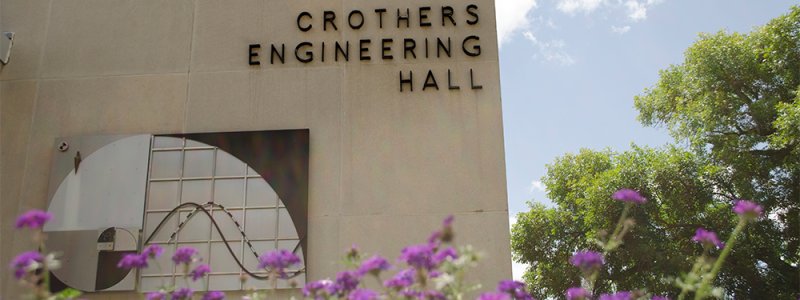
[0,32,13,65]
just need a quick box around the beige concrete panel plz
[40,0,194,78]
[0,0,51,80]
[337,211,512,289]
[342,61,506,216]
[185,68,343,216]
[191,0,344,72]
[33,75,188,136]
[15,74,188,225]
[0,80,37,299]
[305,215,342,281]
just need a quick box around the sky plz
[495,0,799,279]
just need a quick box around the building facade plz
[0,0,511,298]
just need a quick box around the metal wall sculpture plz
[43,130,309,292]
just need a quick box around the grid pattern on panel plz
[140,136,305,292]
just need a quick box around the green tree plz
[512,6,799,299]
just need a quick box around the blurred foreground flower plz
[15,209,52,229]
[611,189,647,204]
[172,247,199,265]
[10,251,43,279]
[258,248,301,278]
[733,200,763,220]
[692,228,724,249]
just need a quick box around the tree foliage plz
[512,6,799,299]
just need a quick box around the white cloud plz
[625,0,647,21]
[624,0,664,22]
[556,0,604,15]
[522,31,537,43]
[552,0,664,22]
[529,180,546,193]
[611,25,631,34]
[523,32,576,66]
[495,0,538,45]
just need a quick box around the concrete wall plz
[0,0,511,298]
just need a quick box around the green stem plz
[37,231,51,300]
[694,218,747,300]
[587,270,598,294]
[154,259,166,287]
[606,203,632,252]
[678,252,706,300]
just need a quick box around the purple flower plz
[733,200,763,219]
[346,244,360,260]
[10,251,43,279]
[441,215,455,243]
[384,268,415,289]
[478,292,512,300]
[598,291,631,300]
[335,270,361,295]
[497,280,525,293]
[348,288,378,300]
[142,245,164,259]
[427,230,444,244]
[399,289,420,298]
[569,250,604,273]
[432,247,458,265]
[258,249,301,278]
[117,253,148,269]
[428,291,448,300]
[566,287,590,300]
[692,228,724,249]
[145,291,167,300]
[612,189,647,204]
[497,280,535,300]
[172,247,198,265]
[303,279,339,299]
[172,287,193,300]
[191,264,211,281]
[15,210,52,229]
[358,255,391,276]
[202,291,226,300]
[443,215,454,227]
[399,243,435,270]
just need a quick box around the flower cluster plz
[172,246,199,265]
[10,251,44,280]
[15,210,53,229]
[114,243,224,300]
[566,287,590,300]
[497,280,535,300]
[300,215,489,300]
[569,250,604,274]
[692,228,724,249]
[733,200,763,220]
[9,190,765,300]
[118,252,149,269]
[611,189,647,204]
[7,209,74,299]
[562,190,764,300]
[258,248,302,278]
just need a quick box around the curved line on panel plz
[143,202,305,280]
